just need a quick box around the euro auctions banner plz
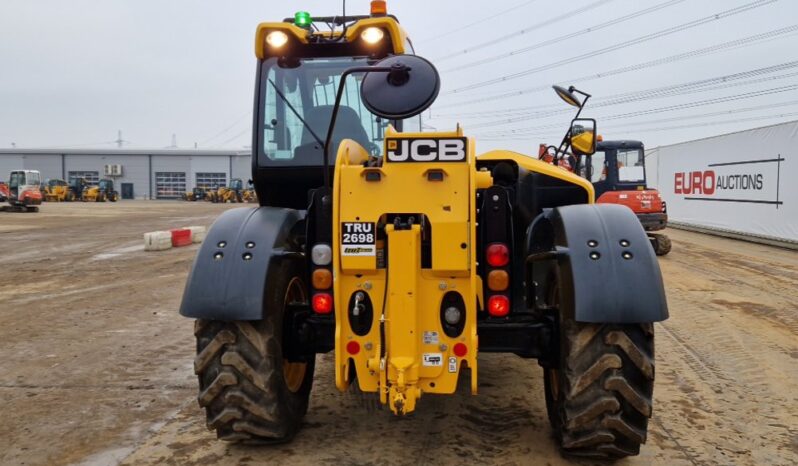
[649,120,797,243]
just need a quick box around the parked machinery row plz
[41,177,119,202]
[182,178,257,203]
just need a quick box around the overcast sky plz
[1,0,796,154]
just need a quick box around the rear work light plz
[312,293,333,314]
[486,243,510,267]
[487,295,510,317]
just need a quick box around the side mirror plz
[360,55,440,120]
[553,85,582,108]
[570,118,597,156]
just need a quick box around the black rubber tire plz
[193,266,314,443]
[650,234,672,256]
[545,321,655,459]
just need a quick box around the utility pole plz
[114,130,128,148]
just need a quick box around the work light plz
[361,27,384,44]
[266,31,288,49]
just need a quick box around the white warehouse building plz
[0,149,252,199]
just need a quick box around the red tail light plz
[487,295,510,317]
[312,293,333,314]
[453,342,468,357]
[346,340,361,355]
[486,243,510,267]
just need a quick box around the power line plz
[475,99,798,137]
[199,110,251,146]
[446,0,780,94]
[434,60,798,119]
[416,0,542,43]
[432,0,616,62]
[447,78,798,129]
[214,128,250,148]
[434,24,798,109]
[444,0,688,73]
[477,111,798,140]
[471,85,798,135]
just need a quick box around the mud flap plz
[179,206,305,321]
[527,204,668,323]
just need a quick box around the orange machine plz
[576,140,671,255]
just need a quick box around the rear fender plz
[527,204,668,323]
[179,206,305,321]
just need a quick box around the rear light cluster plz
[485,242,511,317]
[311,244,333,314]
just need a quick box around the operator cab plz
[98,179,113,191]
[253,10,420,208]
[9,170,40,198]
[230,178,243,191]
[577,140,646,198]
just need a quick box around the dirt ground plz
[0,201,795,466]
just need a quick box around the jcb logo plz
[386,138,467,162]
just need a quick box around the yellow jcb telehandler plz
[81,179,119,202]
[44,178,74,202]
[179,3,668,459]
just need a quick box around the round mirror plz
[360,55,440,120]
[553,85,581,108]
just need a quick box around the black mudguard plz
[179,206,305,321]
[528,204,668,323]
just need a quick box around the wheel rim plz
[283,277,307,393]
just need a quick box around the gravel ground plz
[0,201,795,466]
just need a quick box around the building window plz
[68,171,100,184]
[155,172,186,199]
[196,172,227,190]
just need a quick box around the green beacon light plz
[294,11,312,28]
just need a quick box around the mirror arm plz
[555,90,592,162]
[323,65,395,190]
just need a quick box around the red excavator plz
[574,139,671,255]
[1,170,43,213]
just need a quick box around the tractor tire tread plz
[553,323,655,459]
[651,233,672,256]
[194,318,310,444]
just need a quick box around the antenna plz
[336,0,348,41]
